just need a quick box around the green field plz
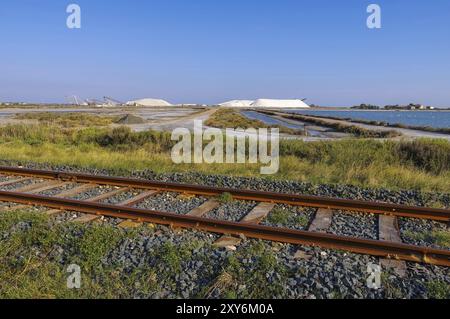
[0,123,449,193]
[14,112,120,128]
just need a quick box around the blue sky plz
[1,0,450,107]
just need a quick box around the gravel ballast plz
[100,189,144,205]
[38,183,80,197]
[136,192,208,214]
[0,178,44,191]
[399,217,449,251]
[205,201,257,222]
[0,160,449,299]
[329,211,378,240]
[71,185,116,201]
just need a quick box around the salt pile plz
[126,98,173,107]
[218,100,254,107]
[219,99,309,108]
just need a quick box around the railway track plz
[0,166,449,267]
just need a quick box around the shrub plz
[396,139,450,174]
[217,192,234,203]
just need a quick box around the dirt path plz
[118,108,219,132]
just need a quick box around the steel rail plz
[0,190,449,267]
[1,166,449,222]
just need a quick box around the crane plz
[65,95,81,106]
[103,96,124,107]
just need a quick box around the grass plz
[267,208,290,225]
[403,230,450,248]
[205,108,304,135]
[267,209,309,227]
[204,272,236,299]
[433,231,450,248]
[220,241,289,298]
[1,209,448,299]
[425,281,450,299]
[73,224,124,270]
[159,242,184,273]
[0,209,162,298]
[0,119,447,299]
[15,112,120,128]
[216,192,234,203]
[396,139,450,175]
[295,215,310,228]
[381,273,403,299]
[0,210,292,299]
[0,124,449,192]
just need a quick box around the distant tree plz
[384,104,402,110]
[351,104,380,110]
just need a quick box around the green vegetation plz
[74,224,124,271]
[351,103,380,110]
[15,112,120,127]
[266,208,309,227]
[0,209,211,298]
[381,273,403,299]
[425,281,450,299]
[403,230,450,248]
[0,210,289,299]
[216,192,234,204]
[0,123,449,192]
[0,209,145,298]
[218,242,289,298]
[0,104,79,109]
[296,215,310,228]
[205,108,304,135]
[433,231,450,248]
[396,139,450,175]
[0,209,448,299]
[267,208,291,225]
[159,242,184,273]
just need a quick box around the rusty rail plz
[1,166,449,222]
[0,190,449,267]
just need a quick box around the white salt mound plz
[252,99,309,108]
[219,99,309,108]
[126,98,173,107]
[219,100,255,107]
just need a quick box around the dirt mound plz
[115,114,146,124]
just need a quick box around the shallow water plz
[241,111,326,137]
[288,110,450,129]
[241,111,304,129]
